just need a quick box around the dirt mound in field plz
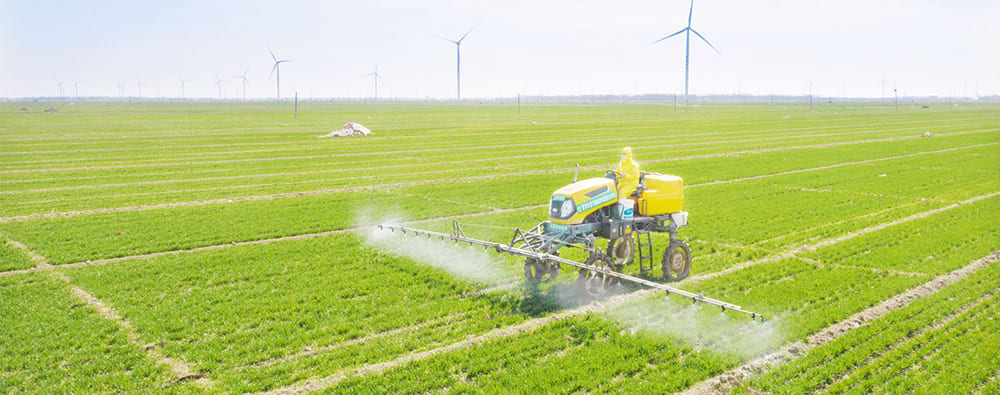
[44,107,59,113]
[321,122,372,138]
[18,107,30,111]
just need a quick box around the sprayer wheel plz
[524,254,559,283]
[662,240,692,281]
[577,253,616,296]
[607,235,636,267]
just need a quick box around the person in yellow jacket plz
[617,147,641,198]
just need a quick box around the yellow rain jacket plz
[617,147,641,198]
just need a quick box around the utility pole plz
[809,82,813,112]
[673,93,677,112]
[894,88,898,109]
[294,92,298,118]
[517,93,521,114]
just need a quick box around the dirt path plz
[4,133,993,223]
[258,194,999,394]
[680,250,1000,395]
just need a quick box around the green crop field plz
[1,101,998,393]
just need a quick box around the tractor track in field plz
[259,193,1000,394]
[0,114,959,153]
[3,130,996,196]
[2,133,995,223]
[1,117,985,172]
[680,250,1000,395]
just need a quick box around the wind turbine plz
[215,74,226,100]
[268,45,293,100]
[233,68,249,101]
[179,78,190,99]
[442,26,475,100]
[57,81,64,98]
[367,65,381,101]
[135,78,144,97]
[653,0,720,106]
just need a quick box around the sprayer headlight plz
[550,196,576,220]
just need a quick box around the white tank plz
[618,199,635,220]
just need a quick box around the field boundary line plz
[3,132,995,223]
[47,270,213,388]
[680,250,1000,395]
[6,126,990,194]
[259,194,1000,394]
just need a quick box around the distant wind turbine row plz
[50,1,720,103]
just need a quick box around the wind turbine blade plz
[689,28,720,54]
[688,0,694,26]
[278,59,294,63]
[653,27,688,44]
[267,45,277,62]
[457,24,476,43]
[269,63,278,79]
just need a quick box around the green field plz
[2,101,998,393]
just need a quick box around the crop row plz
[4,118,982,188]
[3,130,994,219]
[801,195,1000,276]
[4,102,980,147]
[59,233,548,392]
[5,105,992,171]
[4,140,992,268]
[735,257,1000,394]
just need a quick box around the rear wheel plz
[607,235,636,267]
[662,240,692,281]
[577,253,616,296]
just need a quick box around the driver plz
[617,147,640,198]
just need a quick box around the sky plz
[2,0,998,99]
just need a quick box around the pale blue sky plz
[2,0,998,99]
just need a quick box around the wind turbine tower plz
[653,0,720,106]
[215,74,226,100]
[179,78,190,99]
[367,65,381,101]
[233,69,249,100]
[443,26,475,100]
[136,78,144,97]
[268,46,293,100]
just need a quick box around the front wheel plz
[662,240,692,281]
[607,235,636,266]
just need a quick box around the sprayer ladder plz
[637,229,654,272]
